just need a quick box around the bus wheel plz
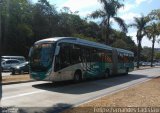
[19,70,24,75]
[12,70,15,75]
[74,71,82,83]
[125,68,129,75]
[104,69,110,78]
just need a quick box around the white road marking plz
[2,90,45,100]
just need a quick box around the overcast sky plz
[32,0,160,48]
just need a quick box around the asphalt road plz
[1,68,160,113]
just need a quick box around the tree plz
[141,47,152,61]
[130,15,150,68]
[90,0,127,44]
[149,9,160,20]
[112,39,128,49]
[147,9,160,66]
[146,23,160,67]
[155,52,160,60]
[32,0,59,40]
[1,0,33,56]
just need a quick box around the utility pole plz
[0,1,2,102]
[0,13,1,82]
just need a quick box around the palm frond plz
[146,22,160,40]
[90,10,105,19]
[113,17,128,33]
[99,0,123,17]
[128,23,138,28]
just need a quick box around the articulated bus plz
[29,37,134,82]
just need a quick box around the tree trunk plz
[151,37,155,67]
[106,16,110,45]
[137,38,141,68]
[102,26,106,43]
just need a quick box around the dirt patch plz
[2,74,32,84]
[63,77,160,113]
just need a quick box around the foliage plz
[141,47,152,61]
[90,0,127,44]
[146,9,160,66]
[72,34,97,42]
[130,15,150,68]
[155,52,160,59]
[110,30,137,54]
[0,0,138,58]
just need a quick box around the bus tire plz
[18,70,23,75]
[125,68,129,75]
[73,70,82,83]
[104,69,110,78]
[12,70,15,75]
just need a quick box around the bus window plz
[129,55,134,62]
[91,48,100,62]
[118,53,124,63]
[81,46,91,63]
[104,50,112,63]
[70,44,81,65]
[123,54,129,63]
[54,43,71,71]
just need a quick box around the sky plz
[32,0,160,48]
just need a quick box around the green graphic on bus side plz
[83,62,112,78]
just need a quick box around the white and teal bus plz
[29,37,134,82]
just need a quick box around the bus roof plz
[116,48,134,55]
[35,37,134,55]
[35,37,69,43]
[35,37,113,50]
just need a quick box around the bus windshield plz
[30,42,55,72]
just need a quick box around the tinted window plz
[70,44,81,64]
[118,53,124,63]
[54,43,71,71]
[91,48,112,63]
[81,46,91,63]
[122,54,128,63]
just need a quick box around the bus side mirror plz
[55,46,60,56]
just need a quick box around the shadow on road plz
[32,74,153,94]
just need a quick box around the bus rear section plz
[112,48,134,75]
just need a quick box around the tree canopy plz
[1,0,159,61]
